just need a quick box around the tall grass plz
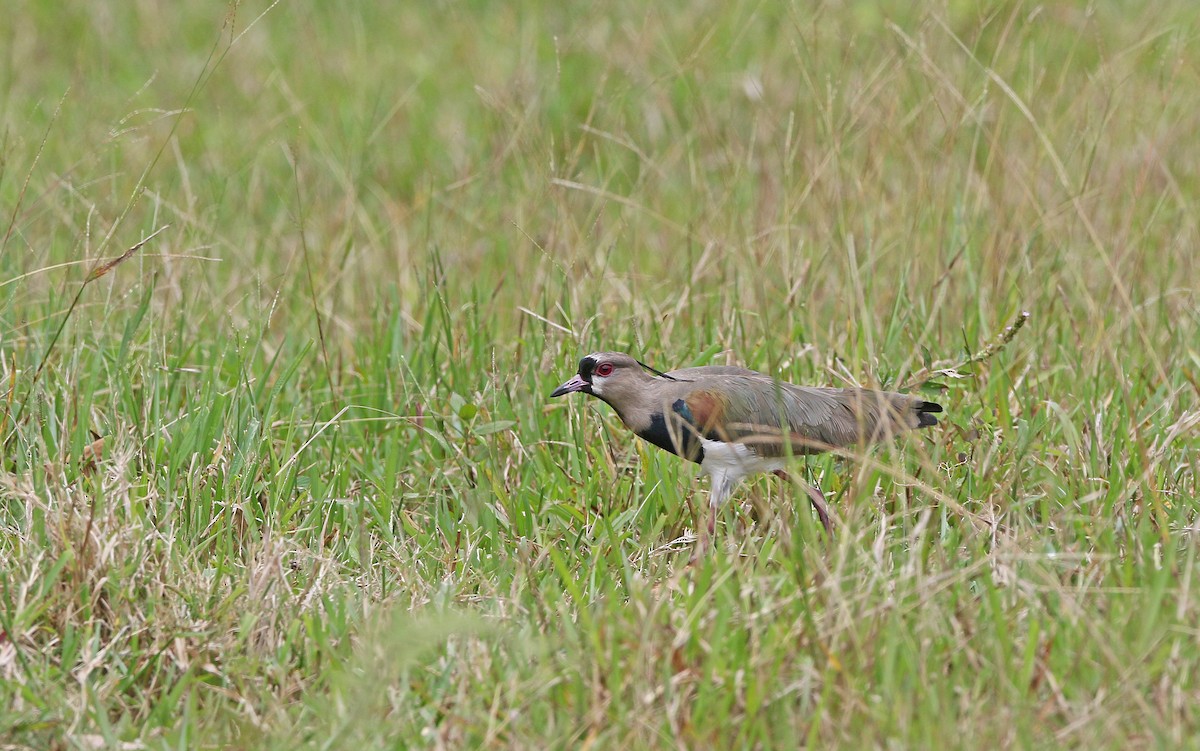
[1,1,1198,748]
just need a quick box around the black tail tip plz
[916,400,943,428]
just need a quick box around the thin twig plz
[287,146,337,398]
[902,311,1030,390]
[5,226,170,439]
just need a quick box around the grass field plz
[2,1,1199,748]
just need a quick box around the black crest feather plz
[635,358,680,381]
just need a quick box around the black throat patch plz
[636,399,705,464]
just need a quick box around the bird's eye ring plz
[595,363,614,377]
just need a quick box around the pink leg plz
[696,475,734,559]
[774,469,835,537]
[690,505,717,565]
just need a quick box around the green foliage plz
[1,0,1198,748]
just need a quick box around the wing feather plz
[644,365,939,459]
[665,375,932,457]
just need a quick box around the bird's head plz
[550,351,676,407]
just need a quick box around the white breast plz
[699,439,786,508]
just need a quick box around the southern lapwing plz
[550,352,943,546]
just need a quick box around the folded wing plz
[669,374,940,458]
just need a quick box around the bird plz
[549,351,943,548]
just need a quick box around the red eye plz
[595,363,614,377]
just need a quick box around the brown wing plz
[676,377,939,457]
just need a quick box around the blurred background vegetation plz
[1,1,1198,748]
